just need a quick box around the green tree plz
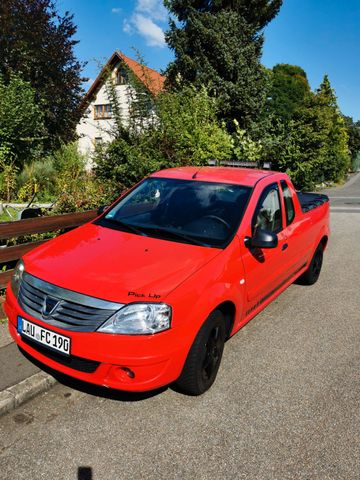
[266,75,350,189]
[314,75,350,182]
[266,64,311,121]
[165,1,283,29]
[343,116,360,170]
[0,0,84,150]
[0,74,46,170]
[154,86,233,166]
[165,1,283,129]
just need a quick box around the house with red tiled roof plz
[77,51,165,156]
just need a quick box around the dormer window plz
[116,68,128,85]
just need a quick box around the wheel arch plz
[214,301,236,339]
[319,235,329,250]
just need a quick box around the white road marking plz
[330,206,360,210]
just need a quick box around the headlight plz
[11,259,25,297]
[97,303,171,335]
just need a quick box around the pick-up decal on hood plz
[128,291,161,299]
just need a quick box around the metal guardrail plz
[0,210,97,289]
[0,203,53,209]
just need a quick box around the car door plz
[241,182,291,313]
[279,179,309,278]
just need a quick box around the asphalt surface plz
[0,342,40,390]
[323,171,360,213]
[0,178,359,480]
[0,306,40,392]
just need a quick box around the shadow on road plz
[78,467,92,480]
[19,346,168,402]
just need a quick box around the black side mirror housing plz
[244,229,278,249]
[97,205,109,216]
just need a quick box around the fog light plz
[121,367,135,379]
[107,365,137,383]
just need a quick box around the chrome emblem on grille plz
[42,295,60,318]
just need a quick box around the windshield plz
[96,177,251,248]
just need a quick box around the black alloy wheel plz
[202,325,223,383]
[297,244,324,285]
[311,248,323,280]
[174,310,226,396]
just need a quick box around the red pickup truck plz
[5,167,329,395]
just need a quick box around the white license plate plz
[18,317,71,356]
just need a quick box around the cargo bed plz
[297,192,329,213]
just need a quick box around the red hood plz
[23,223,221,303]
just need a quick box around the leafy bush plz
[52,173,108,213]
[51,142,87,175]
[17,158,57,201]
[94,140,160,192]
[231,120,263,164]
[50,143,109,212]
[153,86,233,166]
[14,143,87,202]
[10,142,110,211]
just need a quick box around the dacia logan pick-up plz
[5,167,330,395]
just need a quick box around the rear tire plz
[297,244,324,285]
[175,310,225,396]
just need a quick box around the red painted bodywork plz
[5,168,330,391]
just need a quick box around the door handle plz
[282,243,288,251]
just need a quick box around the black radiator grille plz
[18,272,123,332]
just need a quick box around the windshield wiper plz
[103,218,148,237]
[140,226,209,247]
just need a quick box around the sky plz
[58,0,360,120]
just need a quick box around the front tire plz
[175,310,225,396]
[297,244,324,285]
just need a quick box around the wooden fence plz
[0,210,97,289]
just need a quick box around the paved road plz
[0,187,359,479]
[323,171,360,213]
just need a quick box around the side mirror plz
[97,205,109,216]
[244,229,278,249]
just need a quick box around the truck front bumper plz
[4,287,188,392]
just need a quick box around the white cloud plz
[132,13,165,47]
[111,7,122,14]
[123,19,133,34]
[135,0,167,22]
[122,0,167,48]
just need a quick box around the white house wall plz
[77,72,133,159]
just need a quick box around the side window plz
[253,185,282,234]
[280,180,295,226]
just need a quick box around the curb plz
[0,372,57,417]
